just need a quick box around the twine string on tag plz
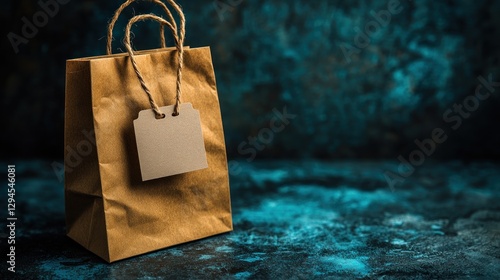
[108,0,186,117]
[124,13,185,118]
[107,0,178,55]
[162,0,185,116]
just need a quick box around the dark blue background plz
[1,0,499,160]
[1,1,500,278]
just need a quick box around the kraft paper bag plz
[64,0,232,263]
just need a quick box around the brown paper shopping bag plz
[64,0,232,262]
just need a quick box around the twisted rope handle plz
[124,14,184,118]
[107,0,182,55]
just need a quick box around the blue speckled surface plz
[1,160,499,279]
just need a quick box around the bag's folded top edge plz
[67,46,195,62]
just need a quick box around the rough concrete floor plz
[1,160,499,279]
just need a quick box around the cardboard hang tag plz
[133,103,208,181]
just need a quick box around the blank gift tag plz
[133,103,208,181]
